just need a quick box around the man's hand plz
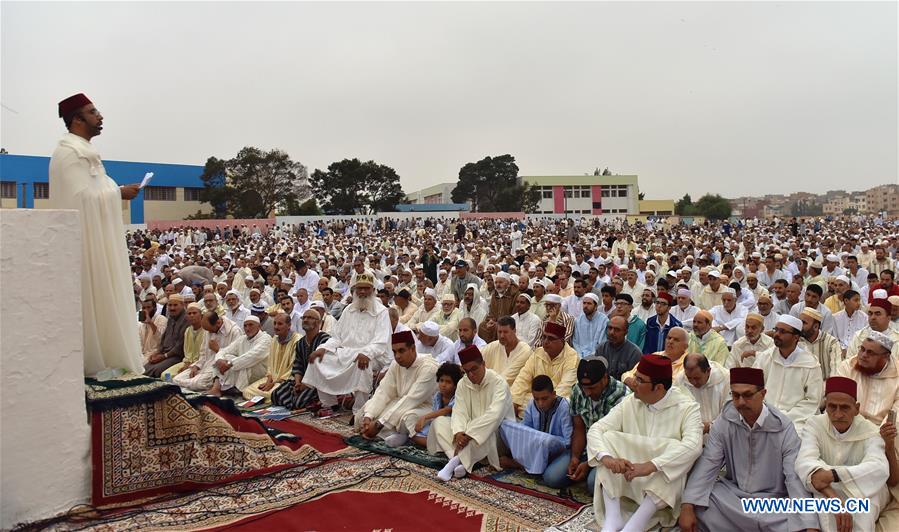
[513,403,522,418]
[120,184,141,200]
[882,420,897,447]
[453,432,472,452]
[355,353,370,370]
[624,376,637,391]
[214,360,232,374]
[259,375,274,392]
[678,504,697,532]
[569,461,590,481]
[810,468,835,492]
[189,365,199,378]
[208,338,220,353]
[623,461,657,481]
[148,353,165,364]
[600,456,633,475]
[361,417,380,439]
[835,513,852,532]
[309,348,326,364]
[703,421,711,434]
[414,416,429,433]
[741,350,756,360]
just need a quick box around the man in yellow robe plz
[509,322,579,415]
[243,313,300,401]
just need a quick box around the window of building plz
[183,187,203,202]
[33,182,49,199]
[541,186,553,199]
[144,186,176,201]
[601,184,629,198]
[0,181,16,199]
[563,186,573,199]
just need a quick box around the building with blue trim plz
[0,153,210,224]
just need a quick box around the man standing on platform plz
[50,93,143,375]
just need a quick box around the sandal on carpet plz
[317,408,335,418]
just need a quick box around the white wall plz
[1,209,91,528]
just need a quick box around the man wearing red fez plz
[680,367,818,532]
[795,376,891,532]
[509,320,580,416]
[845,298,899,359]
[643,291,683,355]
[586,355,703,531]
[49,93,144,375]
[427,345,514,482]
[355,330,438,448]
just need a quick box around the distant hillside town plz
[728,184,899,219]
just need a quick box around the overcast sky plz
[2,1,896,200]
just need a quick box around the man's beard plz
[353,294,373,312]
[854,362,882,376]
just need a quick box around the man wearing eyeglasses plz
[834,330,899,426]
[586,355,703,532]
[751,315,824,433]
[679,367,818,532]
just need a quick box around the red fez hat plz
[544,321,566,339]
[730,367,765,388]
[656,292,673,304]
[871,299,892,313]
[636,355,672,381]
[391,330,414,345]
[458,345,483,365]
[825,376,857,400]
[58,93,92,118]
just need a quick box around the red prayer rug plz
[87,379,350,507]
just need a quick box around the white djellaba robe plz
[725,332,774,368]
[753,345,824,433]
[354,354,438,437]
[48,133,143,375]
[302,300,392,406]
[427,368,515,470]
[174,318,242,391]
[587,387,704,529]
[674,361,729,428]
[213,331,272,391]
[795,413,890,532]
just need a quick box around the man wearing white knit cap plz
[671,288,699,332]
[752,314,824,432]
[415,320,458,365]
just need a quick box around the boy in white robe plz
[356,330,438,447]
[499,375,573,474]
[795,376,890,532]
[427,345,515,481]
[587,354,703,531]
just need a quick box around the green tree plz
[198,148,309,218]
[693,194,732,220]
[284,197,323,216]
[452,154,528,212]
[674,194,695,216]
[309,158,406,215]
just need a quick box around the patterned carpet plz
[43,455,580,531]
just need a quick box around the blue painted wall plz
[0,153,204,223]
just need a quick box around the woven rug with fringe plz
[85,377,351,507]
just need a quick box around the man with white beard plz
[303,273,392,417]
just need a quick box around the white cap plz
[584,293,600,304]
[777,314,803,332]
[873,289,889,300]
[419,320,440,336]
[867,330,895,352]
[244,315,261,325]
[544,294,563,304]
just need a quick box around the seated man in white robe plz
[356,330,438,447]
[208,316,272,396]
[223,289,250,328]
[452,317,488,357]
[835,331,899,425]
[173,311,242,391]
[795,376,890,532]
[303,273,392,416]
[725,313,774,368]
[588,355,703,532]
[675,354,729,435]
[415,320,457,365]
[752,314,824,433]
[427,345,515,481]
[679,367,819,532]
[499,374,573,474]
